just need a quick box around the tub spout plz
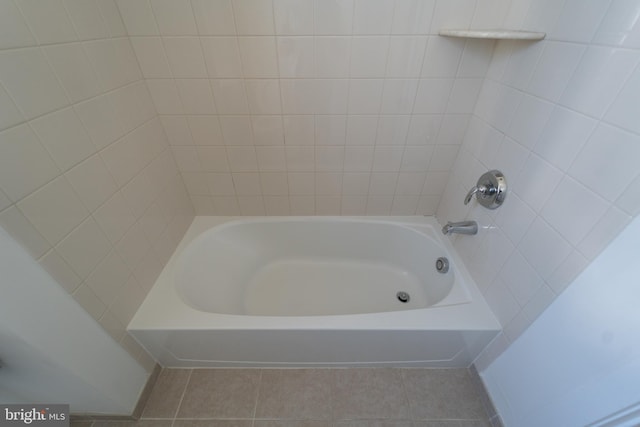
[442,220,478,236]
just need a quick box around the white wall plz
[0,0,195,369]
[438,0,640,364]
[121,0,504,216]
[480,214,640,427]
[0,227,148,414]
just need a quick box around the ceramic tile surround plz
[122,0,505,216]
[0,0,194,371]
[436,0,640,369]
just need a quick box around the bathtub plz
[128,216,500,367]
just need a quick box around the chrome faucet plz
[442,220,478,235]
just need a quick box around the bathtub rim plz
[128,216,501,332]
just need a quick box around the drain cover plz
[396,291,410,303]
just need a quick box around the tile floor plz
[73,368,491,427]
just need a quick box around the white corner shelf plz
[438,29,546,40]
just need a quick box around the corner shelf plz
[438,29,546,40]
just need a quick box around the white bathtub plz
[129,216,500,367]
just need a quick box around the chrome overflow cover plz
[436,257,449,273]
[396,291,410,303]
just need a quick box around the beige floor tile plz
[255,369,332,419]
[92,421,172,427]
[173,421,253,427]
[176,369,261,419]
[141,369,191,419]
[331,369,410,420]
[335,421,414,427]
[402,369,485,420]
[253,421,332,427]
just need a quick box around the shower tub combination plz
[129,216,500,367]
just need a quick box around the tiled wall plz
[121,0,504,215]
[436,0,640,368]
[0,0,194,371]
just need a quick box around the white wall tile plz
[0,84,24,131]
[65,154,118,212]
[0,124,60,201]
[163,37,208,78]
[220,116,253,146]
[64,0,108,40]
[72,284,106,320]
[421,36,465,78]
[39,248,82,293]
[206,173,235,195]
[380,79,419,114]
[31,107,95,172]
[430,0,477,33]
[130,37,172,78]
[280,79,315,114]
[314,0,353,35]
[560,46,640,118]
[551,0,613,43]
[226,146,258,171]
[316,172,342,195]
[256,146,286,171]
[283,115,315,145]
[0,48,69,119]
[274,0,314,35]
[0,206,51,259]
[513,154,563,212]
[569,123,640,203]
[146,79,184,114]
[116,0,159,36]
[277,37,315,77]
[245,79,282,114]
[372,146,403,172]
[315,146,344,171]
[238,37,279,77]
[547,249,588,295]
[386,36,427,77]
[19,0,77,44]
[237,195,265,214]
[376,116,410,146]
[446,79,482,114]
[0,0,35,49]
[209,80,249,115]
[201,37,243,77]
[189,116,224,145]
[232,0,274,35]
[285,146,314,172]
[343,147,373,172]
[161,116,193,146]
[86,249,130,307]
[315,37,351,77]
[527,42,585,102]
[315,116,346,145]
[290,195,315,214]
[44,43,102,103]
[314,79,348,114]
[252,116,284,146]
[350,37,389,78]
[471,0,510,29]
[348,79,384,114]
[176,79,216,114]
[150,0,197,35]
[347,116,378,145]
[578,206,631,261]
[604,63,640,135]
[532,106,596,170]
[288,172,315,195]
[260,172,288,195]
[593,0,640,48]
[365,195,392,214]
[342,172,370,195]
[353,0,393,35]
[316,195,341,214]
[191,0,236,35]
[18,176,89,245]
[413,79,454,114]
[391,0,434,35]
[541,176,609,247]
[395,172,425,195]
[507,95,554,150]
[98,0,127,37]
[500,250,544,307]
[501,40,544,90]
[518,217,572,281]
[401,146,433,171]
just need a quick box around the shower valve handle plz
[463,170,507,209]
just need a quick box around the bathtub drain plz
[396,291,410,303]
